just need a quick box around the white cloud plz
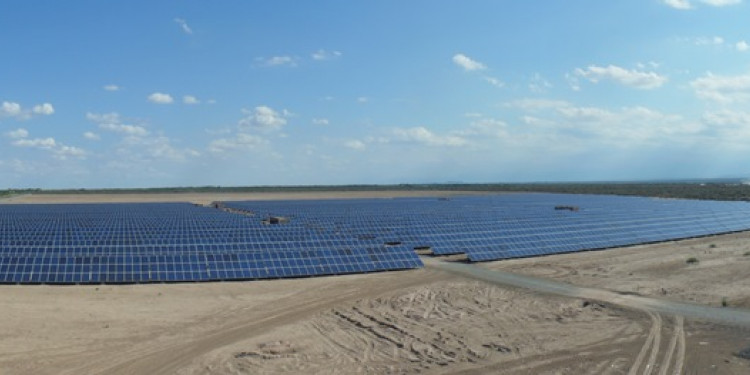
[183,95,200,105]
[458,118,509,138]
[103,84,120,91]
[86,112,150,137]
[695,36,725,45]
[357,97,368,103]
[258,56,296,67]
[1,101,24,119]
[6,128,28,139]
[312,118,329,125]
[83,131,100,140]
[209,133,268,153]
[563,73,581,91]
[1,101,54,120]
[737,41,749,52]
[311,49,342,61]
[138,136,200,162]
[690,72,750,103]
[703,109,750,126]
[55,145,86,160]
[701,0,741,6]
[505,98,571,111]
[13,137,57,149]
[100,123,149,137]
[663,0,693,8]
[452,53,486,71]
[148,92,174,104]
[663,0,741,8]
[32,103,54,115]
[392,127,468,147]
[574,64,667,89]
[344,140,366,150]
[174,18,193,34]
[483,76,504,88]
[529,73,552,93]
[238,106,288,132]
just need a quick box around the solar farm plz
[4,190,750,374]
[2,193,750,284]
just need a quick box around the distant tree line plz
[4,182,750,201]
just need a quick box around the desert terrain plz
[1,192,749,374]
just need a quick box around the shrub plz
[686,257,699,264]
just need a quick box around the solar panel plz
[223,193,750,262]
[0,202,422,284]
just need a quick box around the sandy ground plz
[487,232,750,309]
[1,192,750,374]
[0,191,489,205]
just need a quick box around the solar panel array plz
[3,193,749,284]
[0,202,423,284]
[222,193,750,262]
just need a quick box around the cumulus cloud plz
[1,101,54,120]
[86,112,150,137]
[32,103,54,115]
[344,140,366,150]
[83,131,100,140]
[505,98,571,111]
[737,41,749,52]
[11,135,85,160]
[484,76,504,88]
[6,128,28,139]
[103,84,120,91]
[529,73,552,93]
[311,49,342,61]
[574,64,667,89]
[135,136,200,162]
[452,53,486,71]
[238,106,288,132]
[148,92,174,104]
[690,72,750,103]
[55,145,86,160]
[13,137,57,149]
[100,123,149,137]
[257,56,296,67]
[174,18,193,34]
[1,101,23,117]
[701,0,741,6]
[392,127,468,147]
[695,36,724,45]
[663,0,693,9]
[208,133,268,153]
[663,0,741,8]
[183,95,200,105]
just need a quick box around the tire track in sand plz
[628,311,661,375]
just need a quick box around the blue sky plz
[2,0,750,188]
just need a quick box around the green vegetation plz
[686,257,699,264]
[4,181,750,201]
[709,243,717,249]
[722,297,729,307]
[744,251,750,257]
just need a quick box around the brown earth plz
[0,192,749,374]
